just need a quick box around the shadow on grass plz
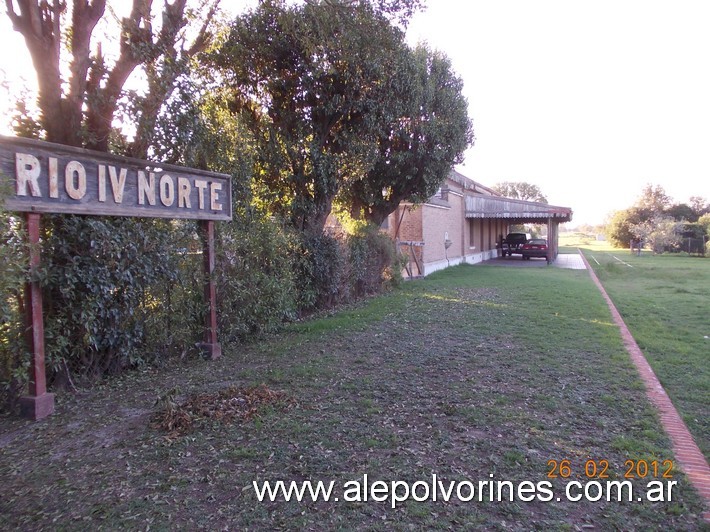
[0,264,707,529]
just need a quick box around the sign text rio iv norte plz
[0,136,232,221]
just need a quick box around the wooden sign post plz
[20,212,54,419]
[0,135,232,420]
[199,219,221,360]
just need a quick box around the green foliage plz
[0,0,421,412]
[293,224,402,312]
[606,185,709,250]
[679,222,705,239]
[210,0,418,233]
[10,90,42,140]
[0,197,29,410]
[605,185,671,248]
[666,203,698,222]
[674,223,708,255]
[605,207,646,248]
[1,206,402,409]
[347,224,402,296]
[342,44,473,224]
[689,196,710,217]
[635,184,671,213]
[697,213,710,235]
[629,215,684,254]
[491,181,548,203]
[216,215,299,343]
[296,233,350,311]
[40,216,203,386]
[333,0,426,26]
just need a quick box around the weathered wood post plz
[199,219,221,360]
[1,135,232,420]
[19,212,55,420]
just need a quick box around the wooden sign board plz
[0,135,232,420]
[0,135,232,220]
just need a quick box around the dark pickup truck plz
[500,232,531,257]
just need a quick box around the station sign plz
[0,135,232,221]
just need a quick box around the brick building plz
[384,170,572,277]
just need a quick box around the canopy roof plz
[465,195,573,224]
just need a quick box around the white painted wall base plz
[461,249,500,265]
[421,249,500,276]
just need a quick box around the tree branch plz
[85,0,153,151]
[6,0,68,142]
[66,0,106,145]
[128,0,221,158]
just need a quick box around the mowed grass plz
[579,246,710,460]
[0,263,708,529]
[559,231,614,255]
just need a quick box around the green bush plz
[295,233,349,311]
[216,214,298,342]
[347,224,402,298]
[140,222,205,360]
[0,206,29,411]
[294,224,402,313]
[40,216,203,388]
[1,201,402,411]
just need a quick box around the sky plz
[406,0,710,225]
[1,1,709,226]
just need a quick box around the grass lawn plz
[1,263,708,529]
[578,245,710,461]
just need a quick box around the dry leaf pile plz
[152,384,292,438]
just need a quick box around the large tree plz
[629,215,684,254]
[666,203,698,223]
[491,181,548,203]
[605,206,646,247]
[689,196,710,218]
[6,0,219,157]
[635,183,671,214]
[209,0,422,234]
[341,43,473,225]
[605,184,681,248]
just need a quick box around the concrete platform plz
[482,253,587,269]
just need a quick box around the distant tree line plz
[605,184,710,254]
[1,0,472,410]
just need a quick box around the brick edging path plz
[578,250,710,523]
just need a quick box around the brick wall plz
[386,205,423,242]
[421,178,466,264]
[384,174,519,274]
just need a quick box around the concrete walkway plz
[552,253,587,269]
[579,252,710,523]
